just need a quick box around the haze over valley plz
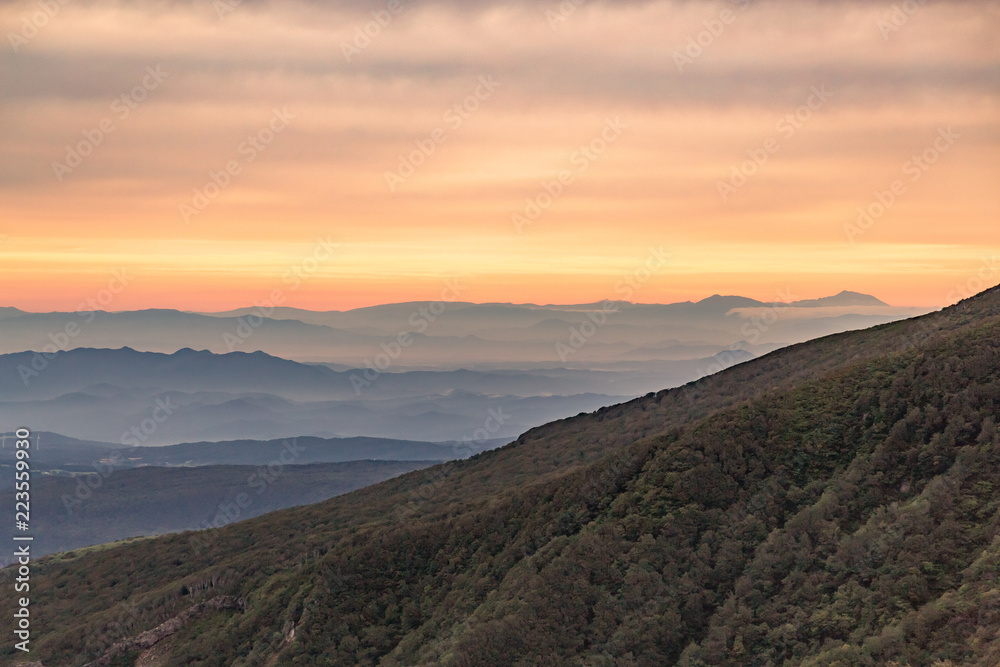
[0,292,930,445]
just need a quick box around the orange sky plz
[1,0,997,311]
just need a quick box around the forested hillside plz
[4,286,1000,666]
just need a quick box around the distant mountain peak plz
[695,294,767,308]
[790,291,889,308]
[0,306,26,319]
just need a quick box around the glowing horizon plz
[1,0,997,312]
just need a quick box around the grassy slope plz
[3,287,999,665]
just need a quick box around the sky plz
[1,0,998,311]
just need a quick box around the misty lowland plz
[0,285,998,665]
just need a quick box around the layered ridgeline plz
[0,348,644,444]
[0,292,919,366]
[5,287,1000,665]
[0,291,929,447]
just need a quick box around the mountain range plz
[0,293,924,368]
[0,347,634,444]
[0,292,932,445]
[5,286,997,665]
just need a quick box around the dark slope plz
[4,286,1000,666]
[0,460,436,560]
